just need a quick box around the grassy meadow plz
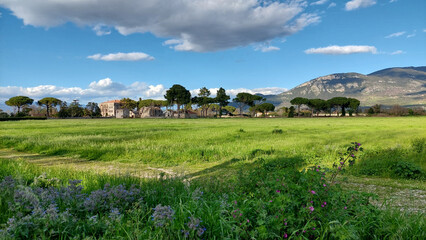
[0,117,425,239]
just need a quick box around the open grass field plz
[0,117,425,239]
[1,117,425,168]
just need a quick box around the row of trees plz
[290,97,361,117]
[4,96,101,118]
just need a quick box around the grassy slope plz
[1,117,425,169]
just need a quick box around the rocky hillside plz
[268,67,426,107]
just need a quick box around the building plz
[99,100,127,118]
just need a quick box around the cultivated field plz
[0,117,425,239]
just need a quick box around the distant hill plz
[267,66,426,107]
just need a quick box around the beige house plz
[100,100,128,118]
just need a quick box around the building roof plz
[101,100,121,104]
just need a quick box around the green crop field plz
[0,117,425,239]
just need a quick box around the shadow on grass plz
[187,155,306,179]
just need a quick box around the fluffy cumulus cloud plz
[385,31,405,38]
[87,52,154,61]
[0,79,287,106]
[0,0,319,52]
[304,45,377,55]
[345,0,376,11]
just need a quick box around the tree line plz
[289,97,360,117]
[3,96,101,118]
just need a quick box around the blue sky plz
[0,0,425,105]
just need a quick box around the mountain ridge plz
[266,66,426,107]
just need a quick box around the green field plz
[0,117,425,239]
[1,117,425,167]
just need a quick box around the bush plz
[271,129,283,134]
[411,138,425,153]
[392,161,424,179]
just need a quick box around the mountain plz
[268,67,426,107]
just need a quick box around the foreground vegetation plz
[0,117,425,239]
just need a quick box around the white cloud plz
[0,0,319,52]
[254,44,280,52]
[345,0,376,11]
[92,24,111,36]
[328,2,337,8]
[87,52,154,61]
[406,34,415,38]
[304,45,377,55]
[385,31,406,38]
[389,0,397,3]
[390,50,405,55]
[0,79,288,107]
[191,87,288,98]
[311,0,328,6]
[0,79,167,104]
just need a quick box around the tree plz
[288,106,295,118]
[223,106,236,115]
[85,102,101,117]
[58,102,70,118]
[290,97,309,117]
[233,92,264,116]
[328,97,349,117]
[37,97,62,117]
[307,99,327,117]
[215,87,230,117]
[138,99,168,108]
[254,103,275,117]
[164,84,191,118]
[69,100,84,117]
[120,98,137,110]
[5,96,34,113]
[347,98,360,116]
[193,87,214,117]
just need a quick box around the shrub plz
[392,161,424,179]
[411,138,425,153]
[271,129,283,134]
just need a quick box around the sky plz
[0,0,425,107]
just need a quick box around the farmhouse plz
[99,100,130,118]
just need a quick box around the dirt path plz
[340,178,426,213]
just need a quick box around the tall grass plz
[1,118,425,170]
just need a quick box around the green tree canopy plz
[348,98,361,116]
[164,84,191,117]
[5,96,34,113]
[328,97,350,116]
[290,97,309,117]
[223,106,236,114]
[307,99,327,117]
[233,93,264,116]
[192,87,215,117]
[215,87,230,117]
[255,102,275,117]
[85,102,101,117]
[138,99,168,108]
[37,97,62,117]
[120,98,137,110]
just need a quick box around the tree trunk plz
[177,104,180,118]
[297,105,301,117]
[46,105,50,117]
